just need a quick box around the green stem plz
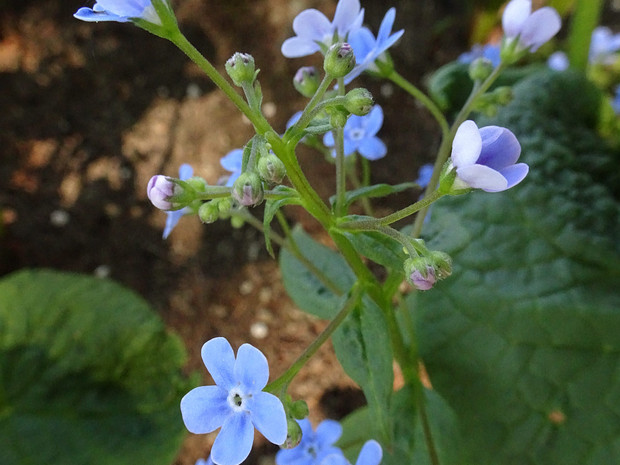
[568,0,604,71]
[388,70,450,138]
[286,74,334,142]
[334,127,347,216]
[169,31,271,134]
[266,284,363,394]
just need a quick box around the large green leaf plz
[412,70,620,465]
[0,269,192,465]
[332,296,394,442]
[279,227,356,319]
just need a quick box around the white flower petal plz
[451,120,482,168]
[502,0,531,38]
[456,164,508,192]
[519,7,561,51]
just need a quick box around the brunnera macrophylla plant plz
[74,1,563,464]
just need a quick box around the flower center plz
[227,386,249,412]
[348,128,365,141]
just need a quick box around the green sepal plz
[263,186,301,257]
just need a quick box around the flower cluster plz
[181,337,287,465]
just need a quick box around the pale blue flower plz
[181,337,287,465]
[415,164,434,188]
[196,457,214,465]
[458,43,501,68]
[281,0,364,58]
[160,164,193,239]
[74,0,162,24]
[320,440,382,465]
[323,105,387,160]
[276,419,344,465]
[344,8,404,84]
[547,51,569,71]
[450,120,528,192]
[612,85,620,115]
[589,26,620,64]
[220,149,243,187]
[502,0,561,52]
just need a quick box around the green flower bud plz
[468,57,494,82]
[293,66,320,98]
[493,86,513,106]
[328,107,349,129]
[232,172,264,207]
[218,197,233,214]
[344,88,374,116]
[324,42,356,78]
[257,153,286,185]
[225,52,256,86]
[429,250,452,279]
[198,201,219,224]
[282,417,303,449]
[290,399,309,420]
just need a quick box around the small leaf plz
[341,226,407,272]
[330,182,416,209]
[263,186,301,257]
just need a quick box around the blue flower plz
[458,43,501,68]
[323,105,387,160]
[320,440,382,465]
[74,0,162,24]
[160,164,193,239]
[345,8,404,84]
[547,51,569,71]
[276,419,344,465]
[415,164,434,188]
[195,457,214,465]
[180,337,287,465]
[612,85,620,115]
[502,0,561,52]
[450,120,528,193]
[281,0,364,58]
[220,149,243,187]
[589,26,620,64]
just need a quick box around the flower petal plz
[180,385,230,434]
[358,136,387,160]
[179,163,194,180]
[499,162,529,189]
[502,0,531,38]
[163,208,186,239]
[356,440,382,465]
[97,0,144,17]
[74,7,128,22]
[478,126,521,170]
[332,0,362,36]
[202,337,237,390]
[519,7,561,51]
[234,343,269,391]
[323,131,336,147]
[321,454,349,465]
[282,37,321,58]
[377,8,396,43]
[293,9,332,40]
[211,413,254,465]
[249,391,287,444]
[456,164,508,192]
[361,105,383,136]
[315,419,342,446]
[220,149,243,173]
[451,120,482,168]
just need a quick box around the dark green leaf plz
[279,227,355,318]
[0,269,193,465]
[341,227,407,272]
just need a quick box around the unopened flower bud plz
[493,86,513,105]
[225,52,256,86]
[429,251,452,279]
[258,153,286,185]
[293,66,320,98]
[218,197,233,214]
[147,175,193,211]
[344,88,374,116]
[198,201,220,224]
[290,399,309,420]
[328,107,349,129]
[282,418,303,449]
[324,42,356,78]
[404,257,437,291]
[468,57,494,82]
[232,172,264,206]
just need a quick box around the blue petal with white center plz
[181,337,287,465]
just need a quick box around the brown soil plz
[0,1,470,463]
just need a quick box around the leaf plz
[263,186,301,257]
[341,225,408,272]
[0,269,193,465]
[329,183,416,210]
[279,227,355,319]
[332,296,393,443]
[412,70,620,465]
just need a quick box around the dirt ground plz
[0,0,471,463]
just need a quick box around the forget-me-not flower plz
[344,8,404,84]
[502,0,561,52]
[449,120,528,193]
[181,337,287,465]
[415,163,434,188]
[321,440,383,465]
[74,0,162,25]
[548,26,620,71]
[220,149,243,187]
[276,419,344,465]
[458,43,501,68]
[323,105,387,160]
[281,0,364,58]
